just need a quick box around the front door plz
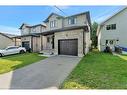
[46,36,53,50]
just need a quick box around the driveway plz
[0,55,81,89]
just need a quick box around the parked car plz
[0,46,26,57]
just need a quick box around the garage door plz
[58,39,78,56]
[22,41,30,51]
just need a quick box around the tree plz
[91,22,98,48]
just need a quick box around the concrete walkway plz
[0,55,81,89]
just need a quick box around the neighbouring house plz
[0,32,21,49]
[97,7,127,52]
[18,12,91,57]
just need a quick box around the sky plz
[0,6,125,35]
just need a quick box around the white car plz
[0,46,26,57]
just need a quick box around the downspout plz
[62,17,64,28]
[83,29,85,55]
[41,35,43,50]
[40,27,43,51]
[14,37,16,46]
[31,36,33,52]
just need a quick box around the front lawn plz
[61,51,127,89]
[0,53,46,74]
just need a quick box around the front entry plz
[58,39,78,56]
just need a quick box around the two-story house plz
[19,23,46,52]
[97,7,127,52]
[19,12,91,57]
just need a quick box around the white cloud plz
[0,25,20,35]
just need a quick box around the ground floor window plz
[105,40,116,46]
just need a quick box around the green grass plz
[61,51,127,89]
[0,53,47,74]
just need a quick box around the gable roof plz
[0,32,13,39]
[100,7,127,25]
[19,23,31,29]
[65,11,91,26]
[4,33,18,38]
[65,11,89,18]
[19,23,46,29]
[97,7,127,36]
[43,11,91,26]
[44,12,64,22]
[31,23,46,27]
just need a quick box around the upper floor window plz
[50,20,57,28]
[68,17,77,25]
[33,28,36,32]
[106,24,116,30]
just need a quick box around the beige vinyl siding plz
[63,14,88,27]
[0,34,14,49]
[33,37,41,52]
[45,13,89,31]
[31,26,44,33]
[45,15,63,31]
[12,38,21,46]
[21,26,30,35]
[21,25,46,35]
[41,35,53,50]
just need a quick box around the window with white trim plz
[50,20,57,28]
[106,24,116,30]
[68,17,77,25]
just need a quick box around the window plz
[106,25,110,30]
[33,28,36,32]
[106,24,116,30]
[109,40,114,45]
[105,40,114,45]
[50,20,57,28]
[106,40,108,45]
[68,17,77,25]
[112,24,116,29]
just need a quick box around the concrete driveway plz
[0,55,81,89]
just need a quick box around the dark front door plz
[22,41,30,51]
[58,39,78,56]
